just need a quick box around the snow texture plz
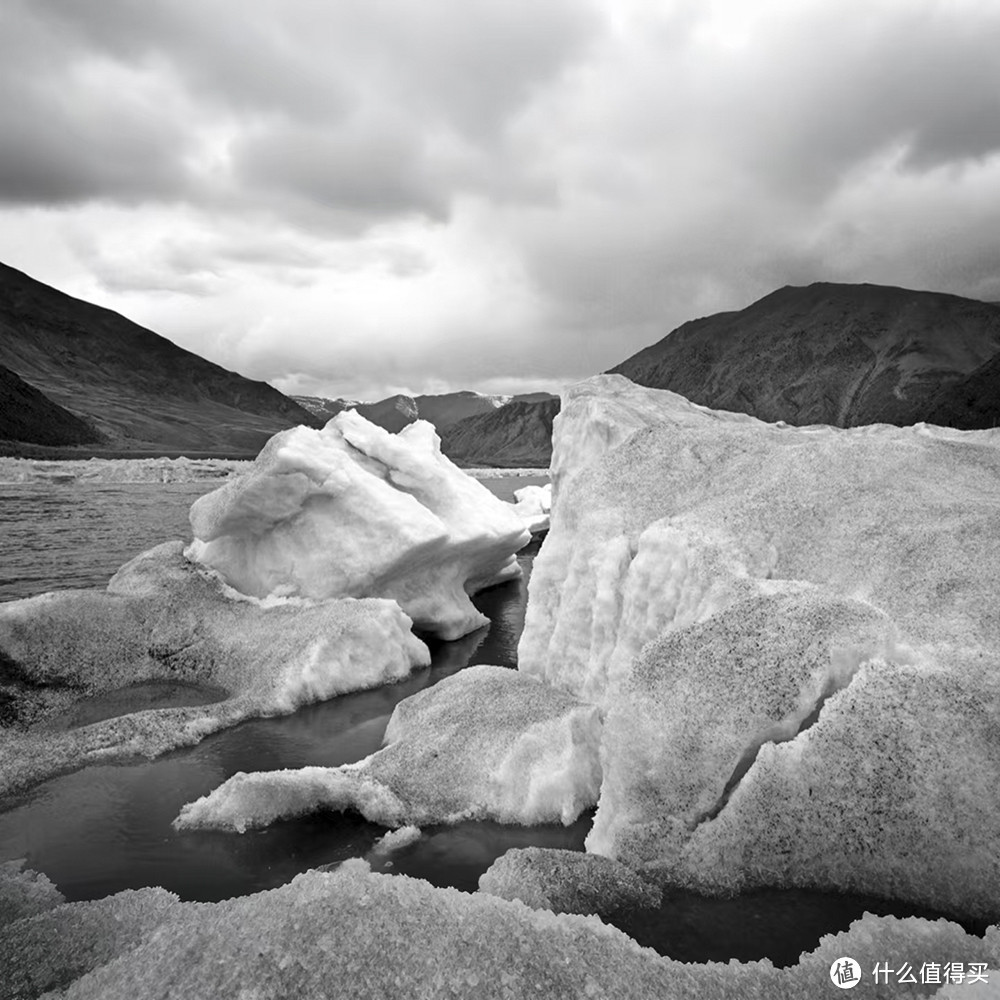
[520,374,1000,920]
[0,541,428,795]
[479,847,661,916]
[186,411,531,639]
[174,665,602,832]
[0,860,64,930]
[509,482,552,534]
[1,860,997,1000]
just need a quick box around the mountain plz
[609,282,1000,429]
[439,397,560,467]
[292,395,354,423]
[0,365,102,447]
[413,391,507,429]
[0,262,319,455]
[924,351,1000,428]
[294,390,550,434]
[294,389,560,465]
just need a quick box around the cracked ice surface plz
[186,411,530,640]
[519,375,1000,920]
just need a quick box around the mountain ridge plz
[0,262,320,455]
[609,281,1000,428]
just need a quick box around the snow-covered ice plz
[0,541,428,795]
[186,412,531,639]
[479,847,661,916]
[518,374,1000,919]
[174,664,602,832]
[509,482,552,534]
[2,859,997,999]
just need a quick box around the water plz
[0,473,981,965]
[0,482,217,600]
[0,475,569,904]
[0,554,575,906]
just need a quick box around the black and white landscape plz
[2,3,1000,999]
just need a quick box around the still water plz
[0,475,580,902]
[0,474,981,966]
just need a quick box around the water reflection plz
[0,563,538,904]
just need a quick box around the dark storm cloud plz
[231,121,449,223]
[0,0,598,223]
[706,4,1000,193]
[0,2,196,204]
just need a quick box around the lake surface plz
[0,473,980,966]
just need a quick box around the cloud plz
[0,0,998,400]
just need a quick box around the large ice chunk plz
[2,860,998,999]
[174,664,602,832]
[0,541,428,795]
[186,412,531,639]
[519,374,1000,920]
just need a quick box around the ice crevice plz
[689,649,875,831]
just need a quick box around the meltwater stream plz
[0,473,983,967]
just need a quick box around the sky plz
[1,0,999,402]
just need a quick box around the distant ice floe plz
[509,482,552,534]
[186,412,531,640]
[0,456,547,486]
[0,456,249,484]
[519,373,1000,921]
[462,467,550,478]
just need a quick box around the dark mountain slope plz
[413,391,505,429]
[924,352,1000,429]
[0,365,102,446]
[440,398,560,467]
[0,263,319,454]
[610,282,1000,428]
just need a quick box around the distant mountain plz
[440,398,560,467]
[0,365,102,447]
[0,262,319,455]
[292,395,354,422]
[294,390,555,436]
[294,393,418,432]
[609,282,1000,429]
[413,391,507,429]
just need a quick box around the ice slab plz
[174,664,602,832]
[2,860,997,999]
[519,374,1000,920]
[0,541,428,795]
[186,411,530,639]
[479,847,661,916]
[510,482,552,534]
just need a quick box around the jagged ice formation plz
[187,411,531,640]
